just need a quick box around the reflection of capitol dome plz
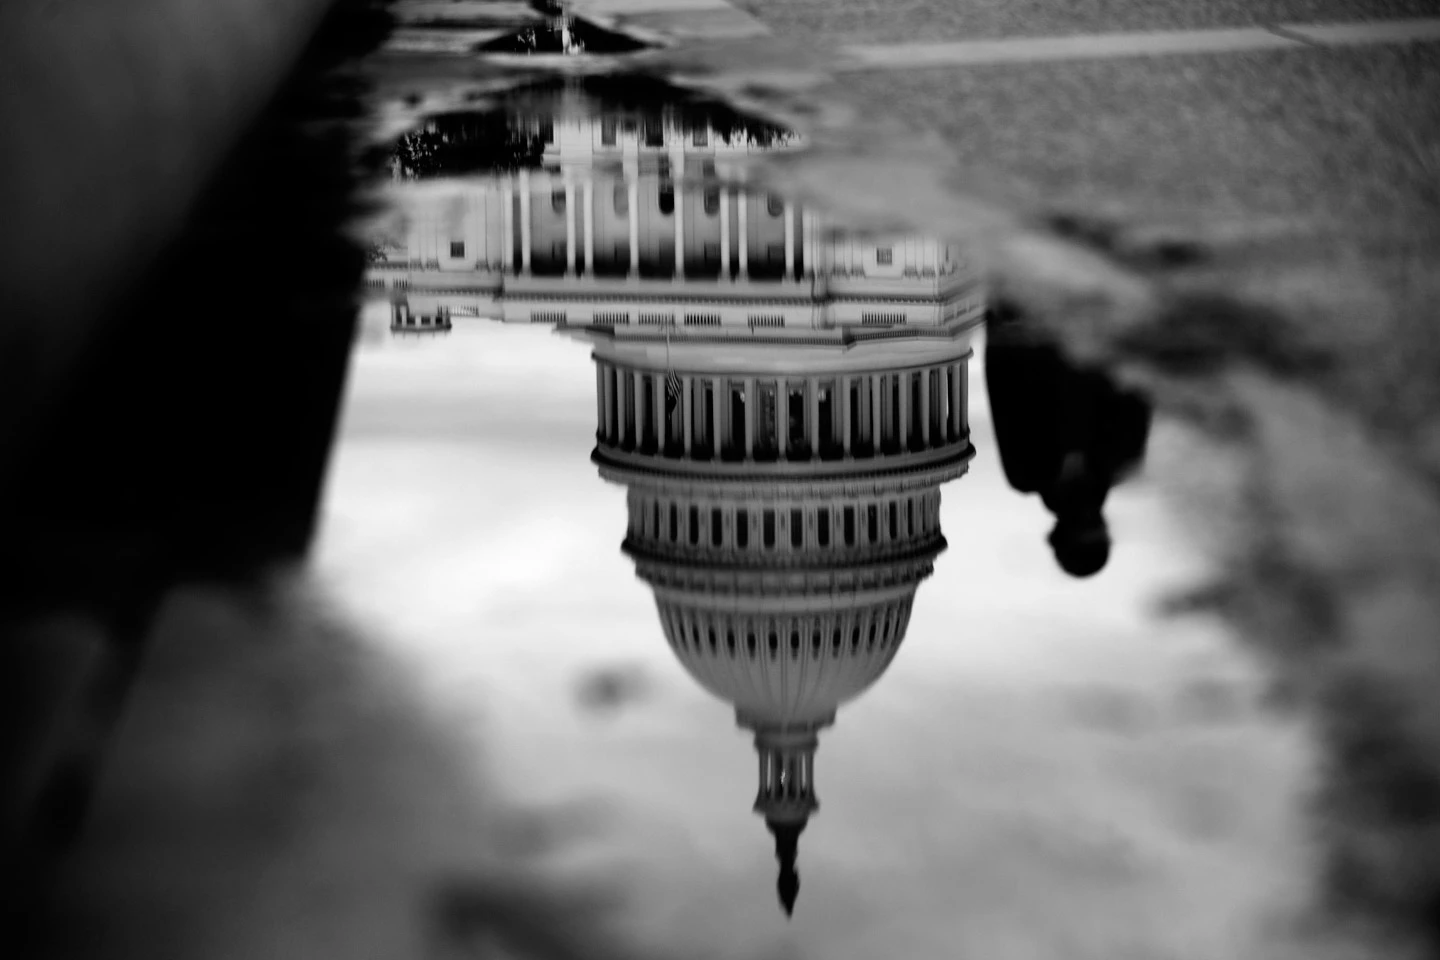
[572,310,977,916]
[371,80,984,915]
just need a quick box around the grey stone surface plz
[739,0,1440,43]
[831,43,1440,228]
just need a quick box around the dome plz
[658,591,916,727]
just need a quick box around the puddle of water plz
[317,76,1315,953]
[13,2,1431,954]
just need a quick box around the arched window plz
[767,194,784,217]
[659,182,675,216]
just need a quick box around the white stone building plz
[366,88,984,335]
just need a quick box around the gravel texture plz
[739,0,1440,44]
[835,43,1440,228]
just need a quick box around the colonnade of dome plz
[594,359,969,466]
[624,485,942,565]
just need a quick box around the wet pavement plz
[9,1,1440,958]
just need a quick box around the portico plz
[501,171,810,282]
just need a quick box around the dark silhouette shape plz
[1,0,387,937]
[984,303,1152,578]
[767,819,805,917]
[476,17,648,55]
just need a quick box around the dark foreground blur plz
[1,0,390,943]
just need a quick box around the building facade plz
[366,84,985,337]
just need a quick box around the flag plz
[665,370,683,415]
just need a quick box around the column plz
[674,180,686,278]
[783,202,796,280]
[653,372,665,452]
[808,377,820,461]
[583,179,595,275]
[720,189,731,278]
[737,192,749,279]
[518,170,532,273]
[633,370,644,450]
[959,362,968,438]
[841,375,852,458]
[801,209,818,278]
[950,361,963,441]
[627,177,640,276]
[711,378,724,459]
[564,179,577,275]
[936,366,949,443]
[603,364,616,443]
[744,378,756,460]
[618,370,629,447]
[595,365,605,439]
[920,367,931,448]
[682,375,694,455]
[501,182,515,272]
[898,371,910,452]
[869,374,881,454]
[775,381,786,461]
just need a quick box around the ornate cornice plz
[571,313,982,346]
[594,444,974,496]
[636,555,938,597]
[626,533,945,572]
[593,346,977,378]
